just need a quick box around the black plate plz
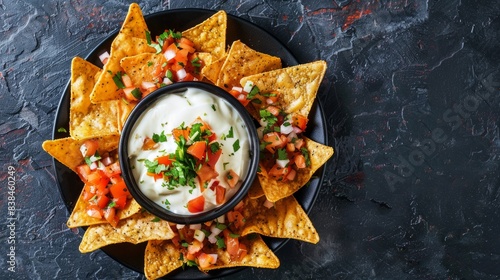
[52,8,328,279]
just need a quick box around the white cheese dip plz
[128,87,250,215]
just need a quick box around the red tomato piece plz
[76,164,91,182]
[104,207,119,227]
[109,180,129,199]
[80,139,99,157]
[156,155,174,166]
[206,145,222,167]
[292,113,308,131]
[103,161,121,178]
[225,169,239,188]
[86,205,103,219]
[197,164,219,190]
[215,184,226,205]
[113,195,127,210]
[187,195,205,213]
[187,141,207,160]
[197,253,216,270]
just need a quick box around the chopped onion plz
[216,215,225,224]
[176,68,187,80]
[101,156,113,166]
[287,131,298,142]
[141,81,156,89]
[99,51,110,64]
[189,224,202,230]
[256,127,265,139]
[176,224,185,229]
[231,86,243,93]
[280,122,294,135]
[208,233,217,244]
[193,229,206,242]
[208,254,218,263]
[266,98,275,104]
[163,77,173,85]
[243,80,254,93]
[276,158,289,168]
[164,49,176,61]
[89,161,98,170]
[259,118,268,127]
[293,126,303,134]
[210,224,223,236]
[263,199,274,209]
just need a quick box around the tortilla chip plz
[247,179,265,199]
[78,211,173,253]
[259,137,334,202]
[240,60,327,118]
[120,53,167,87]
[201,234,280,271]
[216,40,282,90]
[66,194,141,228]
[69,57,120,139]
[201,54,226,84]
[241,196,319,244]
[90,34,156,103]
[117,99,137,131]
[182,10,227,59]
[119,2,148,39]
[144,240,184,280]
[42,135,120,172]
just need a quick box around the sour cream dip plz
[127,87,250,215]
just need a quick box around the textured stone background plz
[1,0,500,279]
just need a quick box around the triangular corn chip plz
[144,240,184,280]
[120,53,167,87]
[119,3,149,39]
[79,211,173,253]
[258,137,334,202]
[182,10,227,59]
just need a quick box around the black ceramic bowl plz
[119,82,259,225]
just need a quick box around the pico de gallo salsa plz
[228,81,311,181]
[75,139,130,227]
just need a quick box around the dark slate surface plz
[1,0,500,279]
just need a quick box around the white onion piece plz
[259,118,268,127]
[216,215,225,224]
[276,159,289,168]
[176,224,185,229]
[141,81,156,89]
[280,122,294,135]
[193,229,206,242]
[89,162,98,170]
[231,86,243,93]
[208,254,218,263]
[293,126,303,134]
[263,199,274,209]
[287,131,298,142]
[163,77,173,85]
[189,223,202,230]
[256,127,265,139]
[99,51,110,64]
[210,224,223,236]
[164,49,176,61]
[243,80,254,93]
[176,68,187,80]
[101,156,113,166]
[208,234,217,244]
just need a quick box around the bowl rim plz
[119,81,260,225]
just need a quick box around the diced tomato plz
[197,164,219,189]
[172,128,190,142]
[179,72,196,82]
[215,184,226,205]
[178,37,195,48]
[197,253,216,270]
[187,195,205,213]
[147,171,164,181]
[103,207,119,227]
[113,195,127,210]
[109,180,129,198]
[187,141,207,160]
[178,41,196,53]
[103,161,121,178]
[265,91,280,104]
[187,239,203,255]
[286,168,297,181]
[96,194,110,209]
[87,170,109,191]
[174,48,189,67]
[156,155,174,166]
[294,153,307,169]
[76,164,91,182]
[268,163,291,181]
[82,184,95,201]
[225,169,239,188]
[206,146,222,167]
[262,132,286,153]
[142,136,158,150]
[86,205,103,219]
[265,105,281,116]
[80,139,99,157]
[292,113,308,131]
[164,43,179,62]
[227,210,245,229]
[286,142,296,152]
[223,230,240,260]
[123,87,141,101]
[294,138,305,149]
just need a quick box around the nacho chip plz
[201,54,226,84]
[117,99,137,131]
[79,211,173,253]
[69,57,120,139]
[120,53,167,87]
[66,193,141,228]
[182,10,227,59]
[241,196,319,244]
[240,60,327,118]
[90,34,156,103]
[201,234,280,271]
[42,135,120,172]
[119,3,149,39]
[247,179,265,199]
[216,40,282,90]
[144,240,184,280]
[258,137,334,202]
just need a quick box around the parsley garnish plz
[233,139,240,152]
[152,131,167,143]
